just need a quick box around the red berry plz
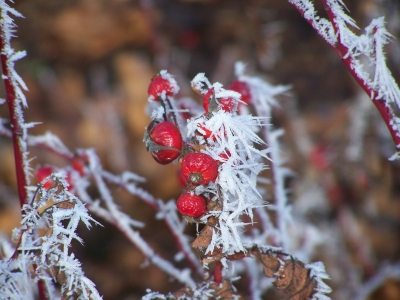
[148,71,178,101]
[35,166,54,189]
[147,121,183,165]
[218,97,236,112]
[176,193,207,217]
[203,88,238,113]
[72,156,87,176]
[228,80,251,104]
[181,153,218,185]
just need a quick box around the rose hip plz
[181,152,218,185]
[176,193,207,217]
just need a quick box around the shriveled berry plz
[181,153,218,185]
[228,80,251,104]
[176,193,207,217]
[146,121,183,165]
[35,166,54,189]
[148,71,179,101]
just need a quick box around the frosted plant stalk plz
[289,0,400,155]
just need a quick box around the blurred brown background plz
[0,0,400,299]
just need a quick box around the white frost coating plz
[159,69,180,96]
[148,70,180,102]
[191,73,212,95]
[156,199,203,275]
[234,62,290,116]
[306,261,332,299]
[28,131,73,158]
[234,63,293,253]
[187,95,271,254]
[288,0,336,45]
[0,1,28,107]
[266,129,294,252]
[1,173,103,299]
[98,168,201,274]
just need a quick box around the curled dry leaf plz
[251,247,315,300]
[192,216,219,250]
[275,257,314,300]
[251,247,280,277]
[192,224,214,249]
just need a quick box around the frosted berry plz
[176,193,207,217]
[197,122,213,139]
[181,152,218,185]
[35,166,54,189]
[217,150,231,163]
[146,121,183,165]
[203,88,237,113]
[197,122,226,141]
[148,71,178,101]
[228,80,251,104]
[218,96,236,112]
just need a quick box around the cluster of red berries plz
[35,154,88,191]
[145,71,252,219]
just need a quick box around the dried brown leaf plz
[251,248,280,277]
[274,257,313,299]
[192,225,213,249]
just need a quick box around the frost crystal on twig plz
[1,174,102,299]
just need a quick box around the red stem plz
[0,11,50,300]
[290,0,400,149]
[214,261,223,285]
[33,264,50,300]
[320,0,400,148]
[0,37,28,208]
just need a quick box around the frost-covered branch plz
[83,149,196,288]
[289,0,400,155]
[1,174,102,299]
[234,62,292,251]
[0,0,30,207]
[354,262,400,300]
